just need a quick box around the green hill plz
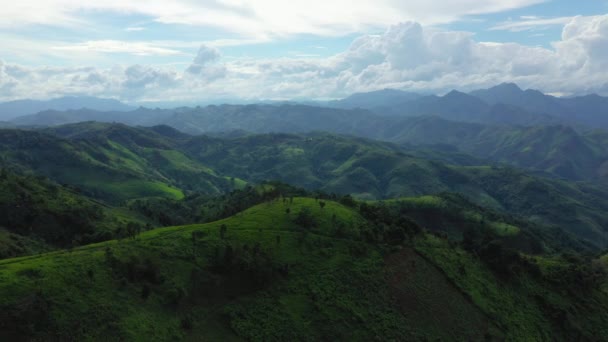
[381,116,608,181]
[0,197,606,340]
[3,123,608,248]
[0,169,149,254]
[0,125,239,203]
[181,132,608,247]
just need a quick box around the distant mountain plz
[160,104,378,135]
[380,116,608,181]
[0,96,134,121]
[11,107,172,127]
[471,83,608,128]
[325,89,422,109]
[375,90,561,126]
[380,90,486,119]
[11,103,608,181]
[5,84,608,130]
[471,83,568,116]
[320,84,608,129]
[557,94,608,127]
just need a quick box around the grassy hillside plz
[0,125,239,203]
[3,123,608,247]
[0,197,605,340]
[182,132,608,247]
[13,104,608,181]
[0,169,148,254]
[383,193,591,253]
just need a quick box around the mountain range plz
[0,96,134,121]
[4,83,608,129]
[0,121,607,249]
[7,98,608,182]
[1,103,608,339]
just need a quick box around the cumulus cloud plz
[186,46,221,74]
[3,15,608,101]
[0,60,19,96]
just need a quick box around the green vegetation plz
[2,123,608,248]
[0,169,146,252]
[0,197,606,340]
[2,92,608,340]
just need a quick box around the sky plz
[0,0,608,103]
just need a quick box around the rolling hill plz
[376,116,608,181]
[0,124,238,203]
[8,97,607,183]
[0,196,605,340]
[0,168,146,254]
[0,122,604,248]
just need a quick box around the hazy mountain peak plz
[443,90,469,98]
[326,88,421,109]
[0,96,134,121]
[493,82,523,92]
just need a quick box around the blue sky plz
[1,0,608,102]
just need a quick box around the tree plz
[126,222,142,239]
[220,224,227,239]
[224,244,234,265]
[294,207,317,229]
[319,201,326,210]
[285,208,291,215]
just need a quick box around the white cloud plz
[0,0,546,38]
[0,60,19,96]
[52,40,185,56]
[186,45,226,80]
[3,14,608,102]
[491,16,574,32]
[191,46,221,66]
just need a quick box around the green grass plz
[156,149,217,175]
[0,198,409,341]
[414,235,555,340]
[384,195,445,207]
[490,222,520,236]
[84,179,185,202]
[0,197,607,340]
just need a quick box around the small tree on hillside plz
[294,207,317,229]
[319,201,326,210]
[220,224,227,239]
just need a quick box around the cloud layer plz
[0,0,545,37]
[2,15,608,102]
